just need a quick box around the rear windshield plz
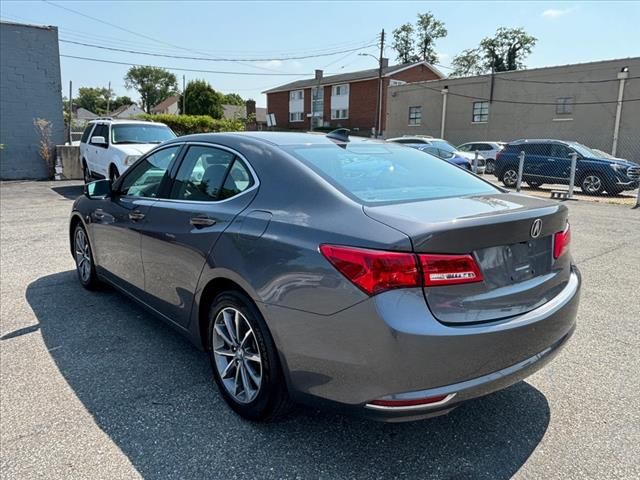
[285,142,499,204]
[111,124,176,145]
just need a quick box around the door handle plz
[190,215,217,227]
[129,210,145,221]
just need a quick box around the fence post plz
[516,150,525,192]
[473,150,479,174]
[568,152,578,199]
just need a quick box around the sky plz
[2,0,639,108]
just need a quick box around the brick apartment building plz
[263,60,443,135]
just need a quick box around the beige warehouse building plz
[385,57,640,162]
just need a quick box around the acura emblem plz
[530,219,542,238]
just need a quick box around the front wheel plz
[207,291,290,421]
[581,173,605,195]
[501,168,518,188]
[73,224,99,289]
[109,166,120,184]
[82,161,92,184]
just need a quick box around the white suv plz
[79,119,176,183]
[457,142,506,175]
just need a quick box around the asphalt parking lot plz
[1,180,639,480]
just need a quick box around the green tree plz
[391,23,417,64]
[221,93,244,106]
[450,27,537,77]
[180,79,223,118]
[76,87,110,114]
[111,95,133,111]
[415,12,448,63]
[124,66,178,113]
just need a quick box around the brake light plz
[554,223,571,259]
[419,254,484,286]
[320,245,483,295]
[319,245,419,295]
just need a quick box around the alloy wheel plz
[74,228,92,282]
[582,175,602,194]
[503,169,518,187]
[212,307,262,404]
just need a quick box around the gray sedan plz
[69,131,580,422]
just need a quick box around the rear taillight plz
[320,245,483,296]
[419,254,484,286]
[319,245,419,295]
[553,223,571,259]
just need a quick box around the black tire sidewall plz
[82,161,91,184]
[206,291,284,421]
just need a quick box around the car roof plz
[89,119,167,126]
[508,139,571,145]
[174,131,382,147]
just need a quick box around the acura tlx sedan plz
[70,131,580,422]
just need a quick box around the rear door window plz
[286,142,498,205]
[120,146,181,198]
[550,144,573,158]
[522,144,551,157]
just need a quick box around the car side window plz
[220,159,254,200]
[119,146,181,198]
[80,124,94,144]
[170,146,236,201]
[550,144,573,158]
[523,144,551,156]
[458,144,470,152]
[91,124,109,147]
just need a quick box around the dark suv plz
[495,139,639,195]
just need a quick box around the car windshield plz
[111,124,176,145]
[285,142,498,204]
[429,140,457,153]
[570,143,599,158]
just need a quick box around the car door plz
[88,123,110,176]
[90,145,182,296]
[522,143,550,179]
[548,143,574,184]
[79,123,95,168]
[139,143,259,327]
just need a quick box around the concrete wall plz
[0,21,64,179]
[386,57,640,162]
[56,145,82,180]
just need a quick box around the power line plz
[395,82,640,106]
[59,54,320,76]
[58,39,378,62]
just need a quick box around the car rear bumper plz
[262,267,580,420]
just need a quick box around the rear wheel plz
[109,165,120,183]
[207,290,290,421]
[501,168,518,188]
[73,224,99,289]
[485,159,495,175]
[581,173,605,195]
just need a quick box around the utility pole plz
[376,28,385,138]
[68,80,73,145]
[106,81,111,115]
[182,75,187,115]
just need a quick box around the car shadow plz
[23,271,550,480]
[51,184,84,200]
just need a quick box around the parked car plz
[403,143,472,170]
[495,139,640,195]
[387,136,486,173]
[457,141,506,175]
[79,118,176,184]
[70,131,580,422]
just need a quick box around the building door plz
[311,86,324,128]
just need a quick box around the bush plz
[137,114,245,136]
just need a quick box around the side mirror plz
[84,179,112,199]
[90,136,107,146]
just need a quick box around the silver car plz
[70,131,580,422]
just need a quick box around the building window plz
[331,109,348,120]
[556,97,574,115]
[290,90,304,101]
[472,101,489,123]
[408,106,422,126]
[332,84,349,96]
[289,112,304,122]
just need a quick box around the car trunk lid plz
[364,193,571,324]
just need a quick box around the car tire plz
[581,173,605,195]
[82,160,92,184]
[485,159,495,175]
[109,165,120,183]
[501,168,518,188]
[73,223,99,290]
[526,181,543,189]
[207,290,291,422]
